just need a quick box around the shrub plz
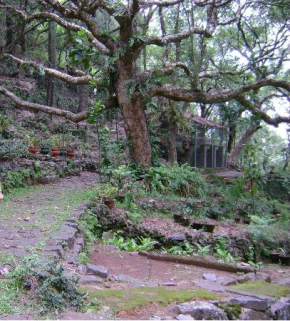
[9,256,85,314]
[145,164,207,197]
[2,169,32,192]
[0,139,27,160]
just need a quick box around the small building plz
[180,114,227,169]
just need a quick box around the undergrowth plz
[0,255,85,316]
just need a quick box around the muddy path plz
[0,172,99,259]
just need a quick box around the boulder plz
[270,298,290,320]
[79,275,103,285]
[230,296,273,311]
[240,308,269,320]
[86,264,109,279]
[168,234,186,243]
[203,273,217,282]
[236,272,271,284]
[175,301,228,320]
[176,314,194,320]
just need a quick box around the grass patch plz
[230,281,290,298]
[0,279,22,316]
[83,287,219,314]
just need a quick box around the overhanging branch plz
[145,27,211,47]
[0,86,88,123]
[236,96,290,127]
[4,54,93,85]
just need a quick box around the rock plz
[150,316,162,320]
[162,281,177,286]
[168,234,186,243]
[175,301,228,320]
[101,231,114,242]
[237,272,271,284]
[44,245,65,258]
[61,312,99,320]
[0,266,9,276]
[86,264,109,279]
[240,308,269,320]
[195,280,226,293]
[230,296,272,311]
[270,298,290,320]
[176,314,194,320]
[79,275,103,285]
[217,276,238,286]
[203,273,217,282]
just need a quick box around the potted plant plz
[28,136,40,155]
[40,141,51,155]
[51,135,61,158]
[67,141,77,160]
[102,197,115,209]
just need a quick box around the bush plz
[0,139,27,160]
[145,164,207,197]
[263,170,290,201]
[2,169,32,192]
[9,256,85,314]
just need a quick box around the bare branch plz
[236,96,290,126]
[145,27,211,47]
[4,54,93,85]
[152,78,290,103]
[139,0,184,7]
[0,5,111,54]
[0,86,88,123]
[138,63,193,80]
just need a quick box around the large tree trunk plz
[117,61,152,167]
[227,122,237,153]
[228,124,261,168]
[168,119,178,164]
[47,21,57,106]
[78,84,89,112]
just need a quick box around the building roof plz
[184,112,225,129]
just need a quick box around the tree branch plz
[236,96,290,127]
[139,0,184,7]
[0,86,88,122]
[152,78,290,103]
[145,27,211,47]
[0,5,111,54]
[4,54,93,85]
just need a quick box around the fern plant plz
[145,164,207,197]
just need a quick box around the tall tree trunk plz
[0,9,6,51]
[6,9,13,53]
[228,124,261,168]
[117,61,152,167]
[47,21,57,106]
[227,122,236,153]
[168,118,178,164]
[78,84,89,112]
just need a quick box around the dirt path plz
[0,172,99,259]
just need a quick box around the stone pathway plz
[0,172,99,259]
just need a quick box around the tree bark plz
[227,122,236,153]
[47,21,57,106]
[78,84,89,112]
[168,117,178,164]
[228,124,261,168]
[117,61,152,167]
